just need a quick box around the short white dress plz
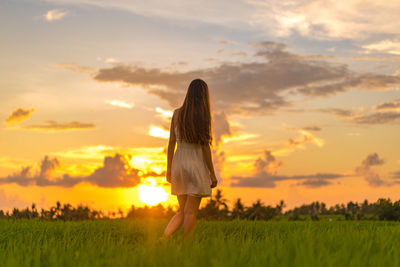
[171,121,212,197]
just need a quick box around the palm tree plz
[246,200,265,220]
[320,202,327,215]
[198,189,229,219]
[276,200,286,215]
[232,198,244,219]
[214,189,228,210]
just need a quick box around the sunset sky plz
[1,0,400,213]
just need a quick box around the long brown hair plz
[177,79,213,146]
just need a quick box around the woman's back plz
[161,79,217,241]
[171,108,212,197]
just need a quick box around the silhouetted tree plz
[1,190,400,221]
[198,189,229,219]
[232,198,245,219]
[214,189,229,210]
[375,198,400,221]
[126,204,174,219]
[245,200,278,220]
[276,200,286,215]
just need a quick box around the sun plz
[138,179,168,206]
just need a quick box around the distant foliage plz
[0,202,104,221]
[1,189,400,221]
[284,197,400,221]
[126,204,175,219]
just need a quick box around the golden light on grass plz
[138,178,168,206]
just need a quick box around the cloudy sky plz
[1,0,400,212]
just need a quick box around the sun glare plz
[138,179,168,206]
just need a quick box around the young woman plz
[160,79,218,240]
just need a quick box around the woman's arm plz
[166,110,177,183]
[201,144,218,188]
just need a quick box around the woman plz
[160,79,218,241]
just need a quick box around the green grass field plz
[0,219,399,267]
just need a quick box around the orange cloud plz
[354,153,388,187]
[374,98,400,112]
[5,108,35,124]
[0,154,151,188]
[23,120,96,132]
[274,129,325,156]
[230,149,348,188]
[53,145,167,176]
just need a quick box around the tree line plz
[1,189,399,221]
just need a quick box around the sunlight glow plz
[105,99,134,109]
[223,133,259,143]
[155,107,173,119]
[54,145,114,159]
[149,126,169,139]
[138,183,168,206]
[128,148,166,174]
[130,157,152,170]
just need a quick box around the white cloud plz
[42,0,251,27]
[42,0,400,41]
[250,0,400,40]
[105,99,134,109]
[105,58,120,64]
[155,107,173,119]
[363,40,400,55]
[43,9,68,22]
[148,125,169,139]
[222,133,258,144]
[93,41,400,119]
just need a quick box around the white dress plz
[171,123,212,197]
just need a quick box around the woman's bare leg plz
[182,195,202,239]
[162,194,187,238]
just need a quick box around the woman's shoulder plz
[172,108,181,125]
[173,107,181,117]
